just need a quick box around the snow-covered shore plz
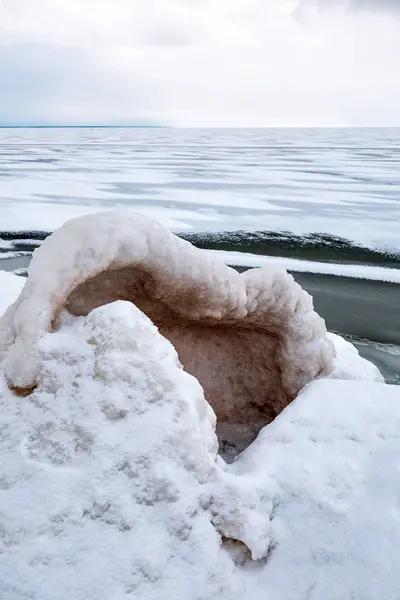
[0,213,399,600]
[0,293,399,599]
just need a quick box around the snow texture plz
[230,378,400,600]
[326,332,384,383]
[0,302,270,600]
[0,305,399,599]
[0,271,25,318]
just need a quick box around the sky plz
[0,0,400,127]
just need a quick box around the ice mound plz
[1,304,399,599]
[231,378,400,600]
[327,332,384,383]
[0,210,334,447]
[0,301,271,600]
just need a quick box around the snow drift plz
[0,210,333,446]
[0,301,271,599]
[0,301,399,600]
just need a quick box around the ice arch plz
[0,210,333,448]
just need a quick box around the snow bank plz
[326,332,384,383]
[206,249,400,283]
[0,210,333,432]
[0,301,270,600]
[231,378,400,600]
[0,271,25,317]
[0,310,399,599]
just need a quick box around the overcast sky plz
[0,0,399,126]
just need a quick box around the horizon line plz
[0,125,167,129]
[1,124,399,129]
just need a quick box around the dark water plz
[294,273,400,346]
[293,273,400,385]
[182,230,400,268]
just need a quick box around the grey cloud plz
[1,1,400,126]
[138,26,196,47]
[296,0,400,15]
[0,43,162,124]
[347,0,400,11]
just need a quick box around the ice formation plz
[0,210,333,447]
[1,211,399,599]
[0,301,274,600]
[0,301,399,599]
[326,332,384,383]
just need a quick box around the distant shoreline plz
[0,125,167,129]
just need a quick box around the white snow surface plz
[0,201,199,233]
[207,250,400,283]
[0,302,399,599]
[231,378,400,600]
[326,332,384,383]
[0,302,270,600]
[0,271,25,317]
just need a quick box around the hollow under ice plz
[0,211,397,600]
[0,210,337,452]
